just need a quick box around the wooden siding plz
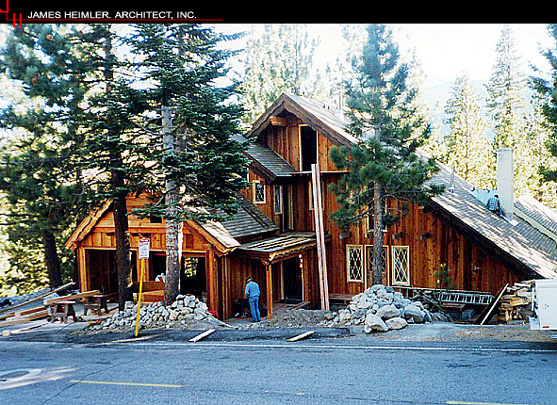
[251,110,524,297]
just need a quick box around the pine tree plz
[485,25,546,199]
[239,24,320,124]
[486,26,528,151]
[532,24,557,194]
[126,24,248,305]
[0,25,92,290]
[329,24,443,285]
[0,25,152,308]
[442,74,495,189]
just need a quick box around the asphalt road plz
[0,335,556,405]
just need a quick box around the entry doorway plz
[180,256,206,297]
[282,257,303,302]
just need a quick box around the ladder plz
[436,291,493,305]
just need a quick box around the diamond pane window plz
[253,181,265,204]
[392,246,410,286]
[346,245,364,282]
[365,245,388,274]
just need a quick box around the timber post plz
[264,261,273,319]
[204,244,219,319]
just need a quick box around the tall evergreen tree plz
[442,74,495,189]
[239,24,320,124]
[127,24,248,305]
[0,25,92,290]
[329,24,442,285]
[0,24,151,308]
[532,24,557,193]
[486,25,528,151]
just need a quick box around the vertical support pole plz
[205,245,219,319]
[311,163,329,310]
[265,261,273,319]
[134,258,145,337]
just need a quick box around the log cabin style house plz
[66,93,557,319]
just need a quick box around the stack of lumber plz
[0,282,75,329]
[0,306,49,328]
[497,281,534,324]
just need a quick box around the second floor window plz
[274,185,283,214]
[253,181,266,204]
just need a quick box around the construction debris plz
[497,281,534,324]
[287,330,314,342]
[189,329,216,342]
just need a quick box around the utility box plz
[529,279,557,331]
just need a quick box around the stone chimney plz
[496,147,514,220]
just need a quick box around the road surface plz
[0,334,556,405]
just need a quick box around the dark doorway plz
[282,257,302,302]
[300,125,317,172]
[87,250,118,293]
[180,256,206,297]
[149,253,166,281]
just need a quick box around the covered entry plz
[236,233,317,318]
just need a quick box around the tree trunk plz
[112,177,134,310]
[162,104,181,306]
[104,33,133,310]
[42,229,63,289]
[372,181,384,286]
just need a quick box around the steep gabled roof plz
[66,193,278,254]
[248,93,557,280]
[246,93,356,146]
[427,163,557,280]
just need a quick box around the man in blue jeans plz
[245,277,261,322]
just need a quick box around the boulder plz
[364,313,388,333]
[376,304,400,320]
[403,304,425,323]
[385,317,408,330]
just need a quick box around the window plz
[346,245,364,283]
[392,246,410,286]
[183,256,200,278]
[300,125,317,172]
[253,180,266,204]
[365,198,389,234]
[308,180,323,211]
[365,245,388,276]
[309,181,314,210]
[274,185,283,214]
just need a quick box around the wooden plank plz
[15,306,47,318]
[2,309,49,326]
[189,329,216,343]
[312,164,329,310]
[0,282,75,316]
[287,330,314,342]
[2,321,48,336]
[43,289,100,307]
[270,116,287,127]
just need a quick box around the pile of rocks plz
[324,285,446,333]
[90,294,234,332]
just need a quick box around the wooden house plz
[66,93,557,319]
